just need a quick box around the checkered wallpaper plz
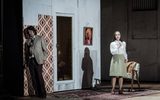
[23,14,54,96]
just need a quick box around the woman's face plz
[114,31,121,41]
[86,28,92,39]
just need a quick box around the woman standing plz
[109,31,128,94]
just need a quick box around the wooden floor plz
[1,82,160,100]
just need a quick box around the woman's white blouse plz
[110,40,128,59]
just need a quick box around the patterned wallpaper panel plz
[23,14,54,96]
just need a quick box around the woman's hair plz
[84,47,90,57]
[26,26,37,35]
[112,31,123,41]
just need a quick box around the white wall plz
[77,0,101,89]
[23,0,52,25]
[23,0,100,91]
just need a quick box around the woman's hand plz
[125,59,128,63]
[116,41,122,48]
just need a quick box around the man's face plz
[28,30,35,38]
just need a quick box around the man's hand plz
[43,60,46,64]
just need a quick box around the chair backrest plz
[125,61,140,80]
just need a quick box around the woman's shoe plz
[111,89,115,95]
[119,89,123,94]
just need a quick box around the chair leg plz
[135,71,140,90]
[94,78,101,89]
[131,70,135,92]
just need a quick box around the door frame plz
[54,12,76,91]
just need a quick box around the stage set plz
[1,0,160,100]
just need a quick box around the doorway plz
[57,16,72,81]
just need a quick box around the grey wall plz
[101,0,160,82]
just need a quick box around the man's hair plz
[26,26,37,35]
[23,28,30,39]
